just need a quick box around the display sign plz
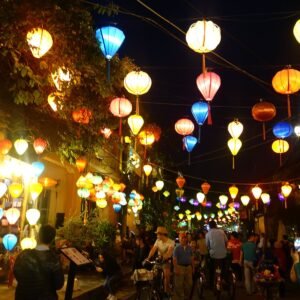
[60,247,91,266]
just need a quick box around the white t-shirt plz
[154,238,175,257]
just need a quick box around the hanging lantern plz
[30,183,43,201]
[48,92,64,112]
[51,67,72,91]
[96,199,107,208]
[21,237,37,250]
[182,135,197,165]
[294,125,300,137]
[196,192,205,203]
[109,97,132,118]
[195,212,202,221]
[113,204,122,213]
[228,120,243,139]
[2,234,18,251]
[174,205,180,211]
[143,164,153,177]
[293,19,300,43]
[38,177,57,188]
[272,139,289,154]
[176,189,184,197]
[227,138,242,169]
[95,26,125,81]
[272,67,300,117]
[5,208,20,224]
[14,138,28,155]
[191,101,208,141]
[26,208,40,225]
[128,114,144,135]
[138,131,155,146]
[0,182,7,198]
[155,180,164,191]
[31,161,45,177]
[178,213,184,220]
[8,183,23,198]
[273,121,293,139]
[26,28,53,58]
[0,139,12,155]
[77,188,90,199]
[241,195,250,206]
[201,182,211,194]
[72,108,92,124]
[261,193,271,205]
[229,185,239,200]
[76,157,87,173]
[175,118,194,136]
[33,138,47,155]
[219,195,228,206]
[143,124,162,142]
[252,100,276,140]
[163,191,170,197]
[281,182,292,209]
[252,185,262,210]
[176,176,186,189]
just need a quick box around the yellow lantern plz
[138,131,155,146]
[124,70,152,96]
[155,180,164,191]
[227,138,242,169]
[143,164,152,177]
[26,28,53,58]
[163,191,170,197]
[217,210,223,218]
[185,209,191,215]
[30,182,43,201]
[152,186,158,193]
[113,183,121,191]
[261,193,270,205]
[219,194,228,206]
[187,215,193,221]
[21,237,37,250]
[228,120,243,139]
[5,208,20,224]
[178,213,184,220]
[272,139,289,154]
[195,212,202,221]
[293,19,300,43]
[241,195,250,206]
[8,183,23,198]
[281,182,292,209]
[26,208,40,225]
[96,199,107,208]
[14,138,28,155]
[128,114,144,135]
[229,185,239,200]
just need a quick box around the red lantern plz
[109,97,132,117]
[252,101,276,140]
[201,181,211,194]
[75,157,87,173]
[176,176,186,189]
[144,123,162,142]
[175,118,194,136]
[33,138,47,155]
[196,71,221,124]
[72,108,92,124]
[0,139,12,155]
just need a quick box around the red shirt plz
[227,238,242,263]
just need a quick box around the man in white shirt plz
[147,226,175,295]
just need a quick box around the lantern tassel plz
[207,102,212,125]
[285,198,287,209]
[106,59,111,83]
[198,126,201,143]
[202,54,206,74]
[262,122,266,140]
[136,95,139,115]
[232,156,235,170]
[287,94,291,118]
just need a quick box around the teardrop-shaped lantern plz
[252,186,262,200]
[191,101,208,141]
[229,185,239,200]
[201,182,211,195]
[196,192,205,203]
[14,138,28,155]
[228,120,243,139]
[196,72,221,101]
[26,208,41,225]
[30,183,43,201]
[76,157,87,173]
[33,138,47,155]
[109,97,132,118]
[143,164,153,177]
[182,136,197,152]
[31,161,45,177]
[272,121,293,139]
[281,182,292,209]
[175,119,195,136]
[241,195,250,206]
[261,193,270,205]
[128,114,144,135]
[227,138,242,169]
[27,28,53,58]
[5,208,20,224]
[2,234,18,251]
[176,176,186,189]
[219,195,228,206]
[155,180,164,191]
[8,183,23,198]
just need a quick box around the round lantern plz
[26,208,40,225]
[229,185,239,200]
[293,19,300,43]
[21,237,37,250]
[31,161,45,177]
[261,193,271,205]
[30,183,43,201]
[241,195,250,206]
[26,28,53,58]
[109,97,132,118]
[191,101,208,141]
[196,192,205,203]
[0,139,12,155]
[294,125,300,137]
[272,67,300,117]
[72,108,92,124]
[113,204,122,213]
[138,131,155,146]
[96,199,107,208]
[128,114,144,136]
[124,71,152,96]
[228,120,243,139]
[8,183,23,198]
[201,182,211,194]
[219,195,228,206]
[273,121,293,139]
[196,72,221,101]
[0,182,7,198]
[76,157,87,173]
[175,118,195,136]
[2,234,18,251]
[77,188,90,199]
[252,100,276,140]
[155,180,164,191]
[176,176,186,189]
[14,138,28,155]
[227,138,242,169]
[281,182,292,209]
[33,138,47,155]
[272,139,289,154]
[5,208,20,224]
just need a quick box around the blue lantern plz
[183,135,197,165]
[31,161,45,177]
[191,101,208,142]
[3,234,18,251]
[113,203,122,213]
[95,26,125,81]
[273,122,293,139]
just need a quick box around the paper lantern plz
[251,186,262,200]
[175,118,194,136]
[26,208,40,225]
[176,176,186,189]
[195,212,202,221]
[76,157,87,173]
[252,100,276,140]
[155,180,164,191]
[143,164,153,177]
[72,108,92,124]
[109,97,132,117]
[281,182,292,209]
[227,138,242,169]
[8,183,23,198]
[21,238,37,250]
[31,161,45,177]
[191,101,208,141]
[113,204,122,213]
[182,136,197,152]
[128,114,144,135]
[33,138,47,155]
[2,234,18,251]
[26,28,53,58]
[241,195,250,206]
[201,182,211,194]
[14,138,28,155]
[47,92,64,111]
[294,125,300,137]
[5,208,20,224]
[174,205,180,211]
[273,121,293,139]
[77,188,90,199]
[51,67,72,91]
[272,139,289,154]
[196,192,205,203]
[0,139,12,155]
[38,177,58,188]
[293,19,300,43]
[186,20,221,53]
[30,183,43,201]
[229,185,238,200]
[163,191,170,197]
[196,72,221,101]
[219,195,228,206]
[178,213,184,220]
[261,193,270,205]
[228,120,243,139]
[138,131,155,146]
[124,70,152,96]
[272,67,300,117]
[0,182,7,198]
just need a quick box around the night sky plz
[102,1,300,196]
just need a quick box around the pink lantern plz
[175,118,194,136]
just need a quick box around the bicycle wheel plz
[197,275,205,299]
[227,272,236,300]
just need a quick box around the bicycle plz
[190,259,207,299]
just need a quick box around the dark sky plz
[107,0,300,196]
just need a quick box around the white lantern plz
[219,195,228,206]
[26,208,41,225]
[155,180,164,191]
[26,28,53,58]
[241,195,250,206]
[5,208,20,225]
[228,120,243,139]
[21,237,37,250]
[196,192,205,203]
[124,71,152,96]
[14,138,28,155]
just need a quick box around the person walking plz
[172,232,194,300]
[13,224,64,300]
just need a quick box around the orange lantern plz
[201,181,211,194]
[176,176,186,189]
[72,108,92,124]
[138,131,155,146]
[0,139,12,155]
[252,100,276,140]
[33,138,47,155]
[76,157,87,173]
[143,123,162,142]
[175,118,194,136]
[272,67,300,117]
